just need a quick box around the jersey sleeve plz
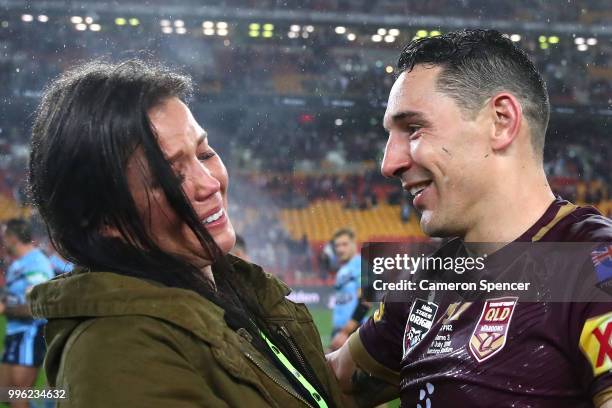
[574,302,612,405]
[347,295,407,385]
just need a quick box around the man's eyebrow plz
[383,110,428,131]
[168,132,207,163]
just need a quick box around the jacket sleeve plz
[56,316,230,408]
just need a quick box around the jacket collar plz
[29,255,292,347]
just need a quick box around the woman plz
[27,59,344,407]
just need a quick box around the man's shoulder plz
[562,205,612,242]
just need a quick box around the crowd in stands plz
[1,5,610,282]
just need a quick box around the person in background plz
[329,228,370,351]
[0,218,54,408]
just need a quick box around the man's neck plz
[463,169,556,243]
[14,244,35,259]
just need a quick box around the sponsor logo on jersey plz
[580,312,612,376]
[403,298,438,358]
[469,297,518,363]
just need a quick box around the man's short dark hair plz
[333,228,355,242]
[397,29,550,157]
[4,218,32,244]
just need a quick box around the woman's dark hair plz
[29,59,332,406]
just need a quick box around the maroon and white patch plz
[469,297,518,363]
[403,298,438,358]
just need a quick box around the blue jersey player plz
[330,229,370,351]
[0,219,53,408]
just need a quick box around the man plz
[0,218,54,408]
[329,228,370,351]
[327,29,612,407]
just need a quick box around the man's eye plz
[198,151,216,161]
[407,126,422,138]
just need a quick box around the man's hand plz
[326,333,399,407]
[0,302,5,314]
[330,331,349,351]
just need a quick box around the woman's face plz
[126,97,236,267]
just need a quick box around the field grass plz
[0,309,399,407]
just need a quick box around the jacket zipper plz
[244,352,315,408]
[278,325,321,390]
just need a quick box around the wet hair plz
[4,218,32,244]
[332,227,355,242]
[397,29,550,157]
[28,59,332,407]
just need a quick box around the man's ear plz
[489,92,522,152]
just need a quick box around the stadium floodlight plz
[85,16,93,24]
[429,30,441,37]
[574,37,585,45]
[263,31,273,38]
[347,33,356,41]
[290,24,300,32]
[302,32,309,38]
[548,36,559,44]
[161,26,173,34]
[305,25,314,32]
[335,119,343,126]
[116,18,127,26]
[217,22,228,29]
[202,21,213,29]
[540,43,549,49]
[37,15,49,23]
[249,23,260,30]
[389,28,400,36]
[416,29,428,38]
[377,28,387,35]
[587,38,597,45]
[372,34,382,42]
[287,31,298,38]
[577,43,588,51]
[174,20,184,28]
[203,28,215,35]
[538,35,547,43]
[90,23,101,31]
[160,19,171,27]
[249,30,259,37]
[384,35,395,43]
[217,28,228,36]
[75,23,87,31]
[385,66,394,74]
[129,18,139,26]
[21,14,33,22]
[335,26,346,34]
[263,23,274,31]
[510,34,521,42]
[70,16,83,24]
[176,27,187,34]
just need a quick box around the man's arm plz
[326,332,399,407]
[600,400,612,408]
[0,302,33,318]
[330,298,371,351]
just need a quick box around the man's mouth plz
[409,181,433,198]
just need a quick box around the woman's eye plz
[198,151,216,161]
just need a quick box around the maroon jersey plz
[352,198,612,407]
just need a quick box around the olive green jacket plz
[29,255,344,408]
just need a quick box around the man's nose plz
[381,132,413,178]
